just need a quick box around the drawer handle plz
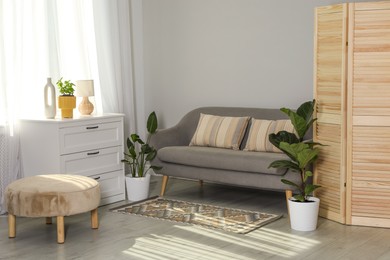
[94,177,101,180]
[87,151,100,156]
[86,126,99,130]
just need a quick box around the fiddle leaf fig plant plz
[269,100,322,202]
[56,77,75,96]
[122,112,162,178]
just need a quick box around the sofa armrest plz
[150,125,191,151]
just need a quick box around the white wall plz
[142,0,375,128]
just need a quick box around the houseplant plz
[268,99,322,231]
[122,111,162,201]
[56,77,76,118]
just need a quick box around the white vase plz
[288,197,320,231]
[125,173,151,201]
[44,78,56,119]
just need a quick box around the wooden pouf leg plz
[46,217,52,224]
[91,208,99,229]
[8,214,16,238]
[57,216,65,244]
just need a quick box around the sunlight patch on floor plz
[247,227,321,252]
[122,232,254,260]
[122,224,321,259]
[248,227,321,245]
[174,225,299,257]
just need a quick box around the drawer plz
[89,170,125,201]
[60,146,122,176]
[59,121,123,154]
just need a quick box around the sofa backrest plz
[176,107,293,147]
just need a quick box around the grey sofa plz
[150,107,302,196]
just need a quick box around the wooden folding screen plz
[314,1,390,227]
[347,2,390,227]
[313,4,348,224]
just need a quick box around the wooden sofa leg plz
[46,217,52,224]
[91,208,99,229]
[285,190,293,216]
[8,214,16,238]
[160,176,169,196]
[199,180,203,187]
[57,216,65,244]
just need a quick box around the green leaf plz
[304,184,321,196]
[279,142,307,159]
[283,110,307,139]
[293,194,305,202]
[126,137,134,149]
[304,140,323,148]
[297,148,319,169]
[147,111,158,134]
[131,134,145,145]
[279,142,319,168]
[280,100,316,140]
[141,144,154,154]
[269,131,300,160]
[305,170,313,177]
[269,160,300,172]
[130,134,139,142]
[145,150,157,161]
[296,100,315,123]
[303,170,313,182]
[281,179,301,189]
[269,131,299,148]
[128,146,137,158]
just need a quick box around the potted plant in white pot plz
[122,111,162,201]
[269,100,322,231]
[56,77,76,118]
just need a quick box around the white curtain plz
[0,0,136,214]
[92,0,136,136]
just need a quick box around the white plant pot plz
[288,196,320,231]
[125,173,151,202]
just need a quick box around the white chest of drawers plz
[19,114,125,205]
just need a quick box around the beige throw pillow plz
[190,113,250,150]
[243,119,295,153]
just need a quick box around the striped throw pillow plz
[190,114,250,150]
[243,119,295,153]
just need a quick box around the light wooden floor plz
[1,175,389,260]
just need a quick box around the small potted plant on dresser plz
[122,111,162,201]
[269,100,322,231]
[56,77,76,118]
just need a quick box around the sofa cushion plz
[189,113,250,150]
[243,119,295,153]
[158,146,288,176]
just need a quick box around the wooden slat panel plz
[350,9,390,101]
[349,3,390,225]
[354,1,390,11]
[353,54,390,113]
[316,123,341,142]
[351,184,390,219]
[353,116,390,126]
[314,4,347,224]
[317,113,341,125]
[351,216,390,228]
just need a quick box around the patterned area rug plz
[111,197,282,234]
